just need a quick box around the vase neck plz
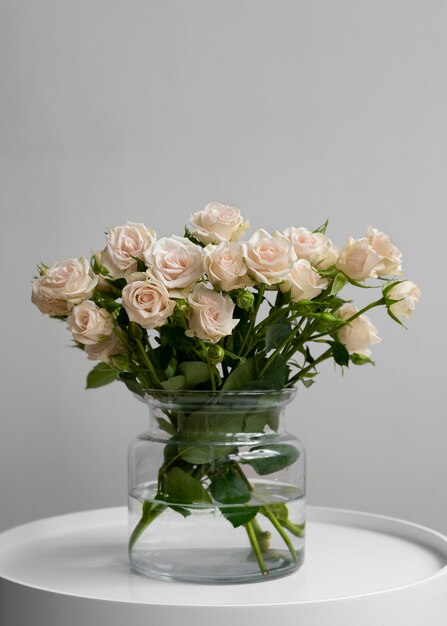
[143,390,295,440]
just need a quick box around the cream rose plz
[366,227,402,277]
[189,202,250,245]
[245,229,296,285]
[336,238,381,281]
[31,281,70,317]
[204,242,251,292]
[31,257,98,315]
[336,303,381,355]
[185,285,239,343]
[144,236,203,297]
[84,334,127,363]
[101,222,156,278]
[388,281,421,319]
[122,278,175,330]
[280,259,329,302]
[67,300,114,345]
[283,227,339,270]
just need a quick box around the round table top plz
[1,506,446,626]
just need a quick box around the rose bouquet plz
[32,202,420,582]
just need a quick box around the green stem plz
[259,322,304,377]
[252,517,272,551]
[344,298,385,323]
[261,506,298,563]
[239,285,266,356]
[245,521,269,576]
[288,347,333,385]
[281,519,305,537]
[128,502,166,552]
[136,339,162,387]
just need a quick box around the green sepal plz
[313,218,329,234]
[350,353,375,366]
[330,272,348,295]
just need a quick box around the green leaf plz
[330,272,348,295]
[119,373,145,397]
[220,505,259,528]
[86,363,119,389]
[180,410,246,441]
[158,325,191,350]
[161,375,187,390]
[222,356,289,391]
[178,361,210,387]
[329,341,350,367]
[110,355,131,371]
[209,470,251,504]
[168,505,192,518]
[244,408,280,433]
[222,358,258,390]
[179,444,236,464]
[241,444,300,476]
[265,324,292,351]
[163,467,212,505]
[156,417,177,435]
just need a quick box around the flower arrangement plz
[32,202,420,581]
[32,202,419,394]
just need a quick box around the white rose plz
[189,202,250,245]
[31,257,98,315]
[84,333,127,363]
[336,238,381,281]
[388,281,421,319]
[283,227,339,270]
[280,259,329,302]
[31,280,70,317]
[336,303,381,356]
[122,279,175,330]
[245,229,296,285]
[67,300,114,345]
[366,227,402,277]
[204,242,251,292]
[144,236,203,297]
[185,285,239,343]
[101,222,156,278]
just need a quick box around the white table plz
[0,506,446,626]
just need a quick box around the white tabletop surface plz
[1,506,446,626]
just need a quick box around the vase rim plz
[133,387,296,409]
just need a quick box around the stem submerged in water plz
[245,520,269,576]
[129,501,166,553]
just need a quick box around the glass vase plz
[128,389,305,584]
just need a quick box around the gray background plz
[1,0,445,533]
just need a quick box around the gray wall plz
[1,0,446,533]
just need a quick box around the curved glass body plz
[128,389,305,584]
